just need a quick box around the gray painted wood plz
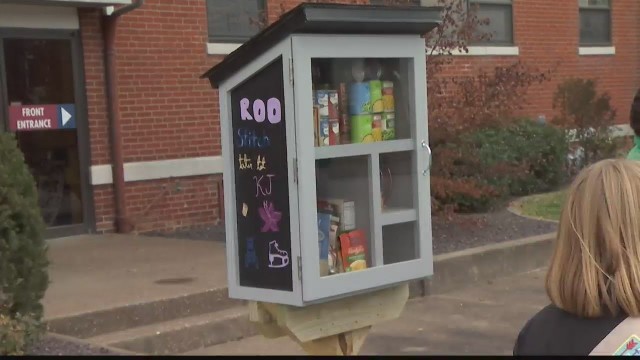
[219,38,303,307]
[292,34,433,303]
[219,32,433,306]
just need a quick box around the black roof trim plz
[202,3,441,88]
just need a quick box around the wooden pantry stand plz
[202,3,440,356]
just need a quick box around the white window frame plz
[420,0,520,56]
[424,0,519,56]
[578,0,614,56]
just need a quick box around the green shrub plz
[467,119,569,196]
[0,311,41,355]
[0,132,48,355]
[433,119,568,213]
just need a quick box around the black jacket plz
[514,304,626,355]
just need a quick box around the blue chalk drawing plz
[244,237,259,269]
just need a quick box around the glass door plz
[293,35,433,302]
[0,29,93,237]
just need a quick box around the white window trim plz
[91,156,223,185]
[207,42,243,55]
[578,46,616,56]
[428,46,519,56]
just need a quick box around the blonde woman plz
[514,159,640,356]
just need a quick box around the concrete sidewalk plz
[41,233,553,355]
[44,234,227,320]
[189,269,548,356]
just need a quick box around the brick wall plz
[114,0,221,162]
[93,185,115,232]
[79,9,111,166]
[79,9,115,232]
[79,0,639,234]
[406,0,640,124]
[79,1,225,233]
[122,175,221,234]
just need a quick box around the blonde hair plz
[546,159,640,318]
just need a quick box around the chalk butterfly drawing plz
[268,240,289,268]
[259,201,282,232]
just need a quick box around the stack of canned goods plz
[312,59,396,147]
[313,88,340,147]
[348,63,395,144]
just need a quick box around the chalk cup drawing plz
[259,200,282,232]
[268,240,289,268]
[244,237,259,269]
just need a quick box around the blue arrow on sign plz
[58,104,76,129]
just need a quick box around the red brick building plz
[0,0,638,238]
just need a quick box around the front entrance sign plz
[8,103,76,132]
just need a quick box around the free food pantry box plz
[202,3,439,307]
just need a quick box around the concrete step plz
[89,306,257,355]
[184,335,304,356]
[46,287,244,339]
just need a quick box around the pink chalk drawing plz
[259,201,282,232]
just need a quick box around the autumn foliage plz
[551,78,620,172]
[415,0,558,213]
[268,0,564,214]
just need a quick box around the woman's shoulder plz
[514,304,626,356]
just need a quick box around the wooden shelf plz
[380,207,417,226]
[315,139,414,160]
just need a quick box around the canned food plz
[338,83,349,114]
[348,82,371,115]
[329,118,340,145]
[328,90,339,119]
[318,116,330,146]
[350,115,373,143]
[382,81,394,113]
[372,114,383,142]
[339,114,350,144]
[370,80,384,113]
[315,90,330,117]
[382,113,395,141]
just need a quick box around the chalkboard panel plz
[230,57,293,292]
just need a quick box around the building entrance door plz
[0,29,94,238]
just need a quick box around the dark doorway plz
[0,29,94,238]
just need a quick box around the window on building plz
[469,0,513,45]
[579,0,611,46]
[369,0,513,46]
[206,0,266,43]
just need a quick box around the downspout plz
[102,0,144,233]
